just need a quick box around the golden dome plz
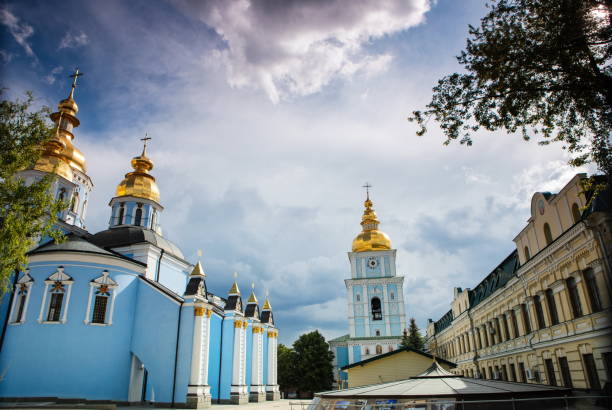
[351,195,392,252]
[115,147,160,202]
[32,137,73,180]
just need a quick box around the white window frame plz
[8,270,34,325]
[84,270,118,326]
[38,267,74,324]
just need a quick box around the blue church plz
[0,76,280,407]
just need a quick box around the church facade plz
[0,79,280,407]
[329,193,407,388]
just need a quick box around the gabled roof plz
[90,226,185,260]
[341,347,456,370]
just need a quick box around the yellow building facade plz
[425,173,612,391]
[342,349,455,388]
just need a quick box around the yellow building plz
[341,348,455,388]
[425,173,612,391]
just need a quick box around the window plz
[543,223,553,245]
[47,292,64,321]
[375,329,380,336]
[39,267,73,324]
[510,309,519,338]
[376,345,382,354]
[518,362,527,383]
[521,303,532,334]
[544,289,559,325]
[567,277,583,318]
[524,246,530,261]
[58,188,66,201]
[151,210,158,228]
[480,367,486,379]
[10,272,34,324]
[85,270,118,326]
[365,348,370,355]
[545,359,557,386]
[571,203,581,223]
[502,314,510,340]
[92,296,108,324]
[510,363,517,381]
[134,204,143,226]
[583,353,601,390]
[71,192,79,212]
[390,292,394,300]
[118,205,125,225]
[356,294,360,302]
[534,295,546,329]
[558,357,573,388]
[488,366,493,379]
[584,269,602,313]
[371,297,382,320]
[388,346,393,352]
[82,200,88,220]
[501,365,508,381]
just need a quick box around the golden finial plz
[229,272,240,295]
[362,182,371,200]
[190,261,205,277]
[68,68,84,100]
[262,290,272,310]
[247,283,258,304]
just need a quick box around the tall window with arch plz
[117,205,125,225]
[524,246,530,261]
[58,187,66,202]
[543,223,553,245]
[371,297,382,320]
[375,345,382,354]
[571,203,581,223]
[356,294,360,302]
[85,270,118,326]
[566,276,583,318]
[134,204,143,226]
[39,267,73,324]
[71,192,79,213]
[9,271,34,324]
[583,269,602,313]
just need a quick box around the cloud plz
[0,49,12,63]
[173,0,431,102]
[0,7,35,57]
[43,66,63,84]
[59,31,89,49]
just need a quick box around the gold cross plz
[68,68,84,98]
[140,133,151,155]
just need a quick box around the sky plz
[0,0,594,345]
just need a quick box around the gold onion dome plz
[351,195,392,252]
[32,77,87,178]
[115,145,160,202]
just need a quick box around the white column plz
[187,306,211,408]
[250,325,266,401]
[364,285,370,337]
[266,328,280,400]
[231,318,248,404]
[382,283,391,336]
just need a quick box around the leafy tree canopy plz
[400,318,425,351]
[0,92,65,293]
[292,330,335,395]
[277,343,298,392]
[409,0,611,177]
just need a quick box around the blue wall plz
[208,313,222,400]
[352,345,361,363]
[219,317,235,400]
[336,346,348,369]
[0,262,140,400]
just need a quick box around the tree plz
[409,0,612,178]
[277,343,298,393]
[292,330,334,396]
[400,318,425,351]
[0,93,65,293]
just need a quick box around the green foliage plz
[277,343,298,392]
[0,92,66,294]
[409,0,612,177]
[400,318,425,351]
[285,330,335,395]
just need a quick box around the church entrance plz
[128,354,151,404]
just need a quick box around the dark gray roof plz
[184,277,207,297]
[260,310,274,325]
[245,304,260,319]
[90,227,185,260]
[225,295,243,312]
[319,361,570,400]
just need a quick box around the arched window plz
[117,206,125,225]
[524,246,530,261]
[567,276,583,318]
[356,294,360,302]
[545,289,559,325]
[376,345,382,354]
[365,348,370,355]
[151,210,158,229]
[82,200,88,220]
[390,292,395,300]
[543,223,553,245]
[134,204,143,226]
[584,269,602,313]
[371,297,382,320]
[70,192,79,213]
[58,188,66,202]
[571,203,581,223]
[375,329,380,336]
[534,295,546,329]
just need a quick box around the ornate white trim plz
[84,270,118,326]
[8,271,34,324]
[38,267,74,324]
